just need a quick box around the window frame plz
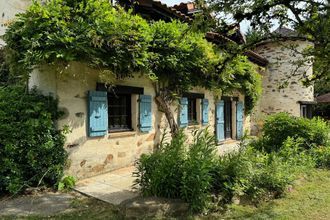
[107,93,133,133]
[300,104,313,119]
[187,97,198,125]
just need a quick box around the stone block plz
[91,164,105,173]
[118,152,127,158]
[104,154,114,164]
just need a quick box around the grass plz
[2,169,329,220]
[215,169,330,220]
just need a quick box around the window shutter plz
[236,101,244,140]
[179,97,188,127]
[139,95,152,132]
[88,91,108,137]
[216,100,225,141]
[202,99,209,125]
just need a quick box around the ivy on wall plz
[3,0,261,113]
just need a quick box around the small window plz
[300,104,312,119]
[108,94,132,132]
[187,98,197,124]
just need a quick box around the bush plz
[257,113,329,152]
[134,129,217,212]
[180,130,217,212]
[211,146,296,205]
[58,175,76,191]
[310,145,330,168]
[0,86,67,194]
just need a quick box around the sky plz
[162,0,187,6]
[161,0,251,33]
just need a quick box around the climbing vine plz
[4,0,261,133]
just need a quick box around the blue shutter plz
[179,97,188,127]
[139,95,152,132]
[202,99,209,125]
[236,101,244,140]
[88,91,108,137]
[216,101,225,141]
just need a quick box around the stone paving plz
[74,166,138,205]
[0,193,75,217]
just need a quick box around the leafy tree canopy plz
[3,0,261,119]
[205,0,330,83]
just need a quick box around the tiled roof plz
[273,27,300,37]
[316,93,330,103]
[206,32,269,67]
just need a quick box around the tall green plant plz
[0,86,68,194]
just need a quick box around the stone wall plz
[29,62,247,179]
[251,40,314,135]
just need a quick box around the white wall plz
[0,0,31,46]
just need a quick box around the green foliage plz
[0,86,68,194]
[180,129,217,212]
[207,0,330,82]
[211,145,300,206]
[4,0,262,112]
[222,55,262,113]
[135,121,330,213]
[256,113,329,152]
[58,175,76,191]
[134,129,217,212]
[310,146,330,169]
[4,0,151,81]
[134,131,185,199]
[148,20,221,94]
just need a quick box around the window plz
[224,100,232,139]
[108,94,132,132]
[187,98,197,124]
[88,85,152,137]
[300,104,313,119]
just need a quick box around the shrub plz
[258,113,329,152]
[180,129,217,212]
[134,131,186,199]
[134,129,217,212]
[0,86,67,194]
[310,145,330,168]
[58,175,76,191]
[211,138,316,205]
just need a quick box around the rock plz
[121,196,189,219]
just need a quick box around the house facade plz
[29,62,250,178]
[1,0,314,179]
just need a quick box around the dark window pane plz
[224,101,232,139]
[108,94,132,132]
[188,98,197,124]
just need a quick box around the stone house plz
[251,27,315,134]
[0,0,314,179]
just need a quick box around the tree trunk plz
[155,95,180,137]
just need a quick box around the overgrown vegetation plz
[135,114,330,213]
[255,112,329,152]
[0,86,68,194]
[3,0,262,136]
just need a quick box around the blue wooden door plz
[216,100,225,141]
[236,101,244,139]
[88,91,108,137]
